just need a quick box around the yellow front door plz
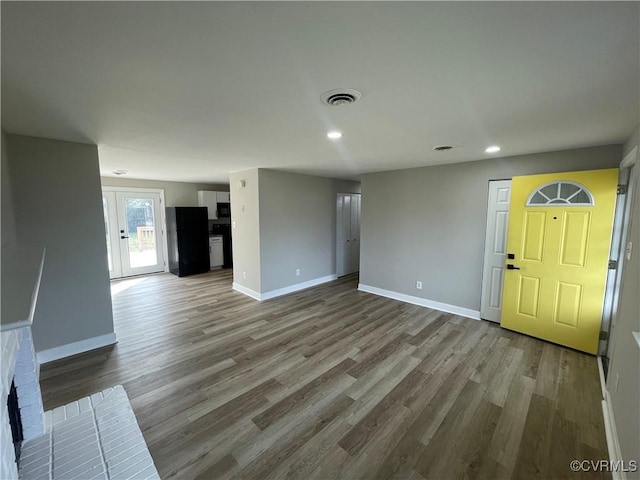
[500,168,618,354]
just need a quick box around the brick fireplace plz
[1,327,45,478]
[1,248,158,480]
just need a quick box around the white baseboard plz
[233,274,337,302]
[597,356,625,479]
[357,284,481,320]
[261,275,337,301]
[597,356,607,399]
[232,283,262,301]
[602,388,626,480]
[37,333,117,365]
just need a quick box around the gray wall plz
[260,171,329,292]
[1,130,16,247]
[230,168,360,294]
[101,176,228,207]
[258,170,360,292]
[230,169,262,292]
[607,126,639,467]
[360,144,622,312]
[7,134,114,352]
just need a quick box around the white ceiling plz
[2,2,638,184]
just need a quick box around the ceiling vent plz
[321,89,363,106]
[432,145,454,152]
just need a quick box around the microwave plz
[217,202,231,218]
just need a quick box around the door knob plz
[120,235,130,239]
[506,264,520,270]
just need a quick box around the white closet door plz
[350,195,361,273]
[480,180,511,322]
[336,193,361,277]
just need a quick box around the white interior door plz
[350,194,361,273]
[336,193,361,277]
[480,180,511,322]
[102,189,165,279]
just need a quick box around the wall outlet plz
[241,204,245,213]
[295,268,301,277]
[416,281,422,290]
[232,221,236,229]
[626,241,633,261]
[242,271,247,280]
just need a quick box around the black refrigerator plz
[166,207,210,277]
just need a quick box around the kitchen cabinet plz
[209,236,224,269]
[197,191,218,219]
[198,191,231,219]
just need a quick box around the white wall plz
[101,176,228,207]
[360,144,622,314]
[230,169,262,293]
[606,126,639,469]
[6,134,115,355]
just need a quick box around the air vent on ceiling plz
[433,145,454,152]
[321,89,363,106]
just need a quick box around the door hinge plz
[599,331,609,340]
[608,260,618,269]
[617,184,628,195]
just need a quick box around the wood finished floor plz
[40,270,610,480]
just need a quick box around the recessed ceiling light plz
[327,131,343,140]
[113,169,128,175]
[485,146,501,153]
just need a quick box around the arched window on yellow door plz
[526,181,594,206]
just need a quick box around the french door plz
[102,189,166,279]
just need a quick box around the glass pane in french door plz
[103,192,122,279]
[123,197,158,268]
[102,197,113,272]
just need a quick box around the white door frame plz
[602,147,638,356]
[480,180,512,322]
[102,186,169,277]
